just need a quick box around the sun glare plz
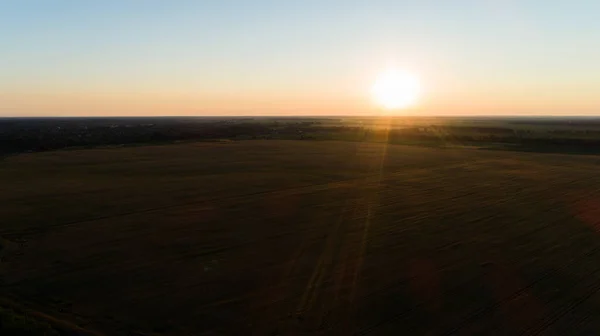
[371,69,421,110]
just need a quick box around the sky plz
[1,0,599,116]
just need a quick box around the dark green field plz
[2,140,600,335]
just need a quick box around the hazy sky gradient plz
[2,0,599,116]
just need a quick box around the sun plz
[371,69,421,110]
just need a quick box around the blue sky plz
[2,0,599,116]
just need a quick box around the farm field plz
[2,140,600,335]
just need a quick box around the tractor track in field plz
[441,245,600,335]
[9,173,575,314]
[525,268,600,335]
[232,186,593,334]
[1,160,500,238]
[356,242,600,336]
[348,189,599,335]
[5,145,599,335]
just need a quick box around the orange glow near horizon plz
[2,76,600,117]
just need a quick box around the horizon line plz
[2,115,600,119]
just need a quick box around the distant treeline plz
[318,126,600,151]
[0,122,261,154]
[2,118,600,155]
[318,126,600,153]
[508,119,600,127]
[0,119,317,155]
